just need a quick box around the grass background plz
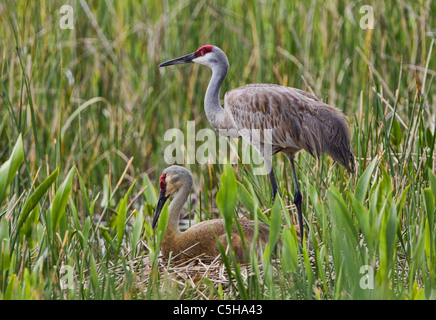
[0,0,435,299]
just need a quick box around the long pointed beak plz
[152,190,169,229]
[158,52,196,67]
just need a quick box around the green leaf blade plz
[50,167,75,235]
[17,167,59,233]
[0,135,24,205]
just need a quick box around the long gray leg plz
[290,159,304,246]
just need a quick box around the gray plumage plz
[224,83,355,173]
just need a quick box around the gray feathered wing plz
[223,84,355,173]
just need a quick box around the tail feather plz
[301,106,355,173]
[320,111,355,173]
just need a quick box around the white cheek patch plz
[192,55,212,67]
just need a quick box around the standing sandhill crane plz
[158,45,355,245]
[152,165,270,262]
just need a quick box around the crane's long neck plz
[204,65,228,131]
[166,183,191,237]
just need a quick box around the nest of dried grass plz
[132,252,274,299]
[107,243,319,299]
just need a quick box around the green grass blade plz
[116,196,127,252]
[355,155,379,203]
[116,181,135,253]
[16,168,59,234]
[236,181,268,224]
[143,173,158,206]
[50,167,75,235]
[268,196,281,256]
[156,200,169,247]
[429,169,436,204]
[328,186,358,241]
[0,134,24,205]
[216,164,237,236]
[131,207,144,258]
[348,191,371,250]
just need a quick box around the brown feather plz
[162,219,271,263]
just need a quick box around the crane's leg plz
[264,153,280,202]
[269,169,279,202]
[290,159,304,246]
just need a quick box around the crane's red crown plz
[159,173,167,191]
[194,45,213,57]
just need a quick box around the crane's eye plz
[201,51,205,56]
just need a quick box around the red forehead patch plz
[194,45,213,57]
[159,173,166,190]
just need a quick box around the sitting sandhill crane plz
[159,45,355,245]
[152,165,270,262]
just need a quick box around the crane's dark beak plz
[152,190,169,229]
[158,52,196,67]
